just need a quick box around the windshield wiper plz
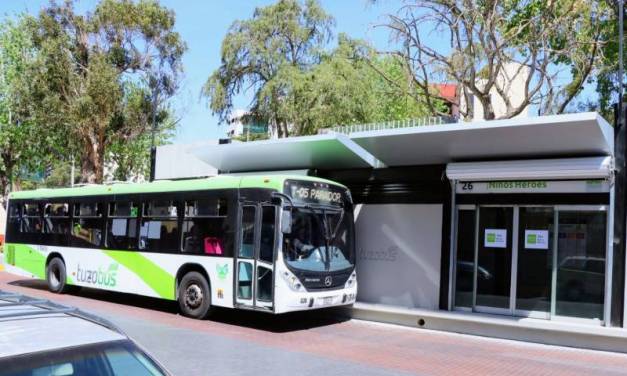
[299,204,332,271]
[327,209,345,244]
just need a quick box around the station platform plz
[336,302,627,353]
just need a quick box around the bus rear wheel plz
[178,272,212,319]
[46,258,68,294]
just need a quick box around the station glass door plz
[454,205,606,322]
[475,207,513,313]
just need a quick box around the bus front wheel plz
[46,258,68,294]
[178,272,212,319]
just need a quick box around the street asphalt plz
[2,271,627,376]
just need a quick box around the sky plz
[0,0,401,143]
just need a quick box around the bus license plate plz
[322,296,333,305]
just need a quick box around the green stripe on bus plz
[11,244,46,279]
[103,250,175,300]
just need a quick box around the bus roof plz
[8,174,345,200]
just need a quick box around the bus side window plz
[6,202,22,243]
[21,202,43,244]
[43,203,70,247]
[71,202,104,248]
[106,201,139,250]
[139,199,180,253]
[259,206,276,262]
[239,206,256,258]
[182,198,228,256]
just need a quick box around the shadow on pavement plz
[8,278,350,333]
[209,306,351,333]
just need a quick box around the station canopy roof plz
[191,113,613,173]
[350,112,613,167]
[192,133,380,173]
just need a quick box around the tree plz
[203,0,334,138]
[24,0,186,183]
[593,3,625,120]
[379,0,611,120]
[106,85,177,182]
[0,16,40,203]
[204,0,434,138]
[292,35,434,134]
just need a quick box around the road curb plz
[340,303,627,354]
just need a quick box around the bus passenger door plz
[235,204,276,311]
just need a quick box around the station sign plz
[284,180,350,207]
[456,180,610,194]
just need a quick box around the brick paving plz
[2,271,627,376]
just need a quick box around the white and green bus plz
[3,175,357,318]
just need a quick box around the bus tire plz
[46,258,68,294]
[178,272,212,319]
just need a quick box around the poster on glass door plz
[524,230,549,250]
[484,229,507,248]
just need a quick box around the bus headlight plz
[345,271,357,289]
[281,270,305,292]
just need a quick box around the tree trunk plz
[0,173,9,207]
[281,121,289,138]
[478,93,496,120]
[80,137,104,184]
[0,157,13,205]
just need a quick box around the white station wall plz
[354,204,443,309]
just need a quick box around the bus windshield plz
[282,206,354,272]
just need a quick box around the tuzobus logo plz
[216,264,228,280]
[359,245,399,262]
[76,263,118,287]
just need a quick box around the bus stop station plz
[155,112,627,352]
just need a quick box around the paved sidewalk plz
[2,271,627,376]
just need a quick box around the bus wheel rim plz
[50,266,60,288]
[184,284,203,309]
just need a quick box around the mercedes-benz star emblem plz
[324,276,333,287]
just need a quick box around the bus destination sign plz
[285,180,348,206]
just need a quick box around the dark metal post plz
[149,83,158,182]
[612,0,626,327]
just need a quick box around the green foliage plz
[592,3,624,120]
[501,0,612,114]
[20,0,186,184]
[0,16,40,199]
[204,0,333,137]
[107,87,177,182]
[293,35,433,134]
[204,0,431,138]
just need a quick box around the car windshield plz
[282,206,354,272]
[0,340,167,376]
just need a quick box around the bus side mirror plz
[281,209,292,234]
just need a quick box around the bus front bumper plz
[278,284,358,313]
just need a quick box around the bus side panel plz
[61,247,164,298]
[141,253,235,309]
[2,244,236,307]
[3,243,46,280]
